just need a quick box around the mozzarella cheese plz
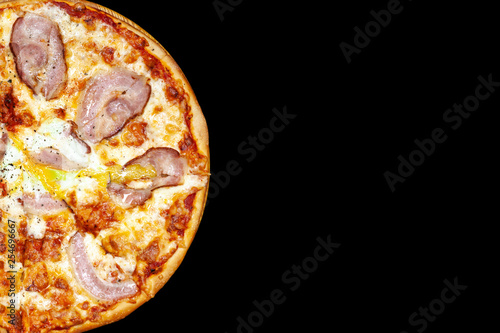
[27,215,46,239]
[83,233,136,282]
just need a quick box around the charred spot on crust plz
[73,2,86,12]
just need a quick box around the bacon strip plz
[10,13,67,100]
[31,148,83,171]
[107,183,152,210]
[108,148,187,208]
[68,232,138,301]
[76,68,151,143]
[65,120,92,152]
[124,148,187,188]
[22,193,67,215]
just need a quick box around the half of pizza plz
[0,1,209,332]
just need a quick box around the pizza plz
[0,1,209,332]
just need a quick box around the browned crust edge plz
[0,1,209,332]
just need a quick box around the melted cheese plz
[27,215,47,239]
[22,291,53,311]
[83,233,136,282]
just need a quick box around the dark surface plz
[92,1,495,332]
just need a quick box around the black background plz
[91,0,496,332]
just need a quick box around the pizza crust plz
[0,1,209,332]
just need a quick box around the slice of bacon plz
[108,148,187,208]
[66,120,92,154]
[10,13,67,100]
[76,68,151,144]
[107,183,152,210]
[30,148,83,171]
[124,148,187,189]
[68,232,139,301]
[22,193,68,215]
